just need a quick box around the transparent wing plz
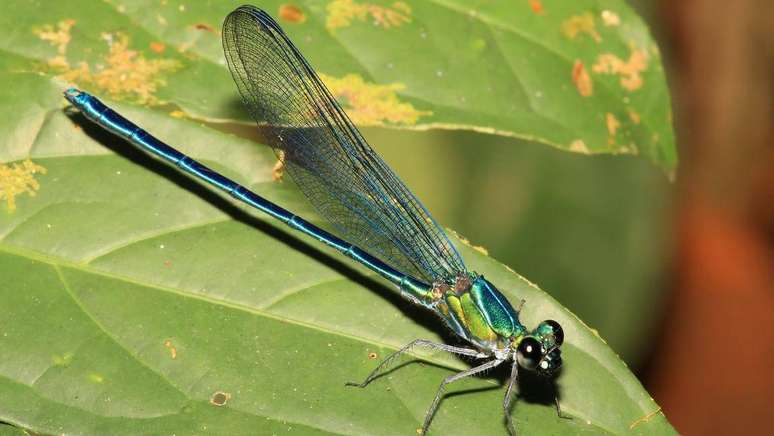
[222,6,466,283]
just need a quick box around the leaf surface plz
[0,73,674,435]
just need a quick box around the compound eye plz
[538,351,562,376]
[516,337,542,370]
[544,319,564,347]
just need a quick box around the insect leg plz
[554,396,573,420]
[421,358,505,435]
[503,362,520,436]
[346,339,486,388]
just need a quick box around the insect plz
[64,6,564,435]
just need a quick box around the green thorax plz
[428,273,526,350]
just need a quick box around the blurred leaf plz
[0,0,675,170]
[0,73,674,435]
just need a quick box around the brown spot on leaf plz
[149,41,166,54]
[562,12,601,43]
[193,23,216,33]
[572,60,593,97]
[279,4,307,23]
[368,352,378,360]
[593,47,648,91]
[528,0,544,15]
[210,391,230,406]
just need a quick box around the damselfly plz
[64,6,564,435]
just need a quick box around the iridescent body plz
[64,6,564,435]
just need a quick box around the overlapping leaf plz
[1,0,676,170]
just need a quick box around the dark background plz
[636,1,773,434]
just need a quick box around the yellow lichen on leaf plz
[163,339,178,359]
[593,46,649,91]
[629,408,663,429]
[561,12,601,43]
[624,143,639,155]
[60,33,181,105]
[0,160,47,212]
[569,139,590,153]
[35,20,180,105]
[326,0,411,31]
[33,19,76,69]
[606,112,621,145]
[571,60,593,97]
[272,151,286,181]
[444,228,489,256]
[320,73,431,125]
[601,10,621,27]
[628,108,641,124]
[472,244,489,256]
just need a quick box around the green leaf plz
[0,0,675,171]
[0,72,673,435]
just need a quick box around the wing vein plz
[222,6,466,283]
